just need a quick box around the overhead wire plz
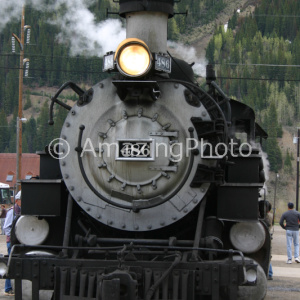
[0,64,299,81]
[2,53,300,69]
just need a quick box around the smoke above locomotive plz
[6,1,271,300]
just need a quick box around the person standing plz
[0,204,7,235]
[3,190,22,296]
[279,202,300,264]
[264,201,274,280]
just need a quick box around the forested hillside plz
[206,0,300,172]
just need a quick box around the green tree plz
[37,101,54,150]
[168,18,180,41]
[264,102,282,172]
[24,90,32,110]
[24,117,38,153]
[284,149,293,174]
[0,109,9,152]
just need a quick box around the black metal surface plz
[77,88,94,107]
[226,155,261,183]
[119,0,174,18]
[20,179,67,216]
[191,118,225,140]
[190,164,224,186]
[112,80,160,101]
[37,151,62,179]
[8,253,252,300]
[217,185,260,220]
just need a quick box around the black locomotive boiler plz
[5,1,271,299]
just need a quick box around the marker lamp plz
[115,38,152,77]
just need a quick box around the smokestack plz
[119,0,175,53]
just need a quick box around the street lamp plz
[16,117,27,191]
[293,128,300,211]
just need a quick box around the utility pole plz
[12,5,31,191]
[16,117,27,191]
[293,128,300,211]
[296,128,300,211]
[273,173,279,226]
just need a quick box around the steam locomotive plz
[5,1,271,299]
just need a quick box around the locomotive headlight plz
[115,38,152,77]
[229,222,266,254]
[15,216,49,245]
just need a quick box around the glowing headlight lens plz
[15,216,49,245]
[116,39,152,77]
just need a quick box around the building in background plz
[0,153,40,197]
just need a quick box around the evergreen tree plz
[24,117,38,153]
[53,106,68,138]
[24,90,32,110]
[37,101,54,150]
[264,102,282,172]
[0,109,9,152]
[228,10,238,30]
[284,149,293,174]
[168,18,180,41]
[206,39,215,64]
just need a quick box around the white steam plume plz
[251,141,270,196]
[261,150,270,196]
[51,0,126,56]
[0,0,126,56]
[0,1,49,31]
[167,41,207,77]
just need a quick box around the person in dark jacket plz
[279,202,300,264]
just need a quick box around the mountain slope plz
[181,0,259,57]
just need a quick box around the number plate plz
[117,139,155,161]
[155,54,171,73]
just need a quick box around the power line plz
[1,65,300,82]
[217,77,300,82]
[252,14,300,18]
[2,53,300,69]
[1,54,300,70]
[217,63,300,68]
[0,52,102,60]
[0,66,105,74]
